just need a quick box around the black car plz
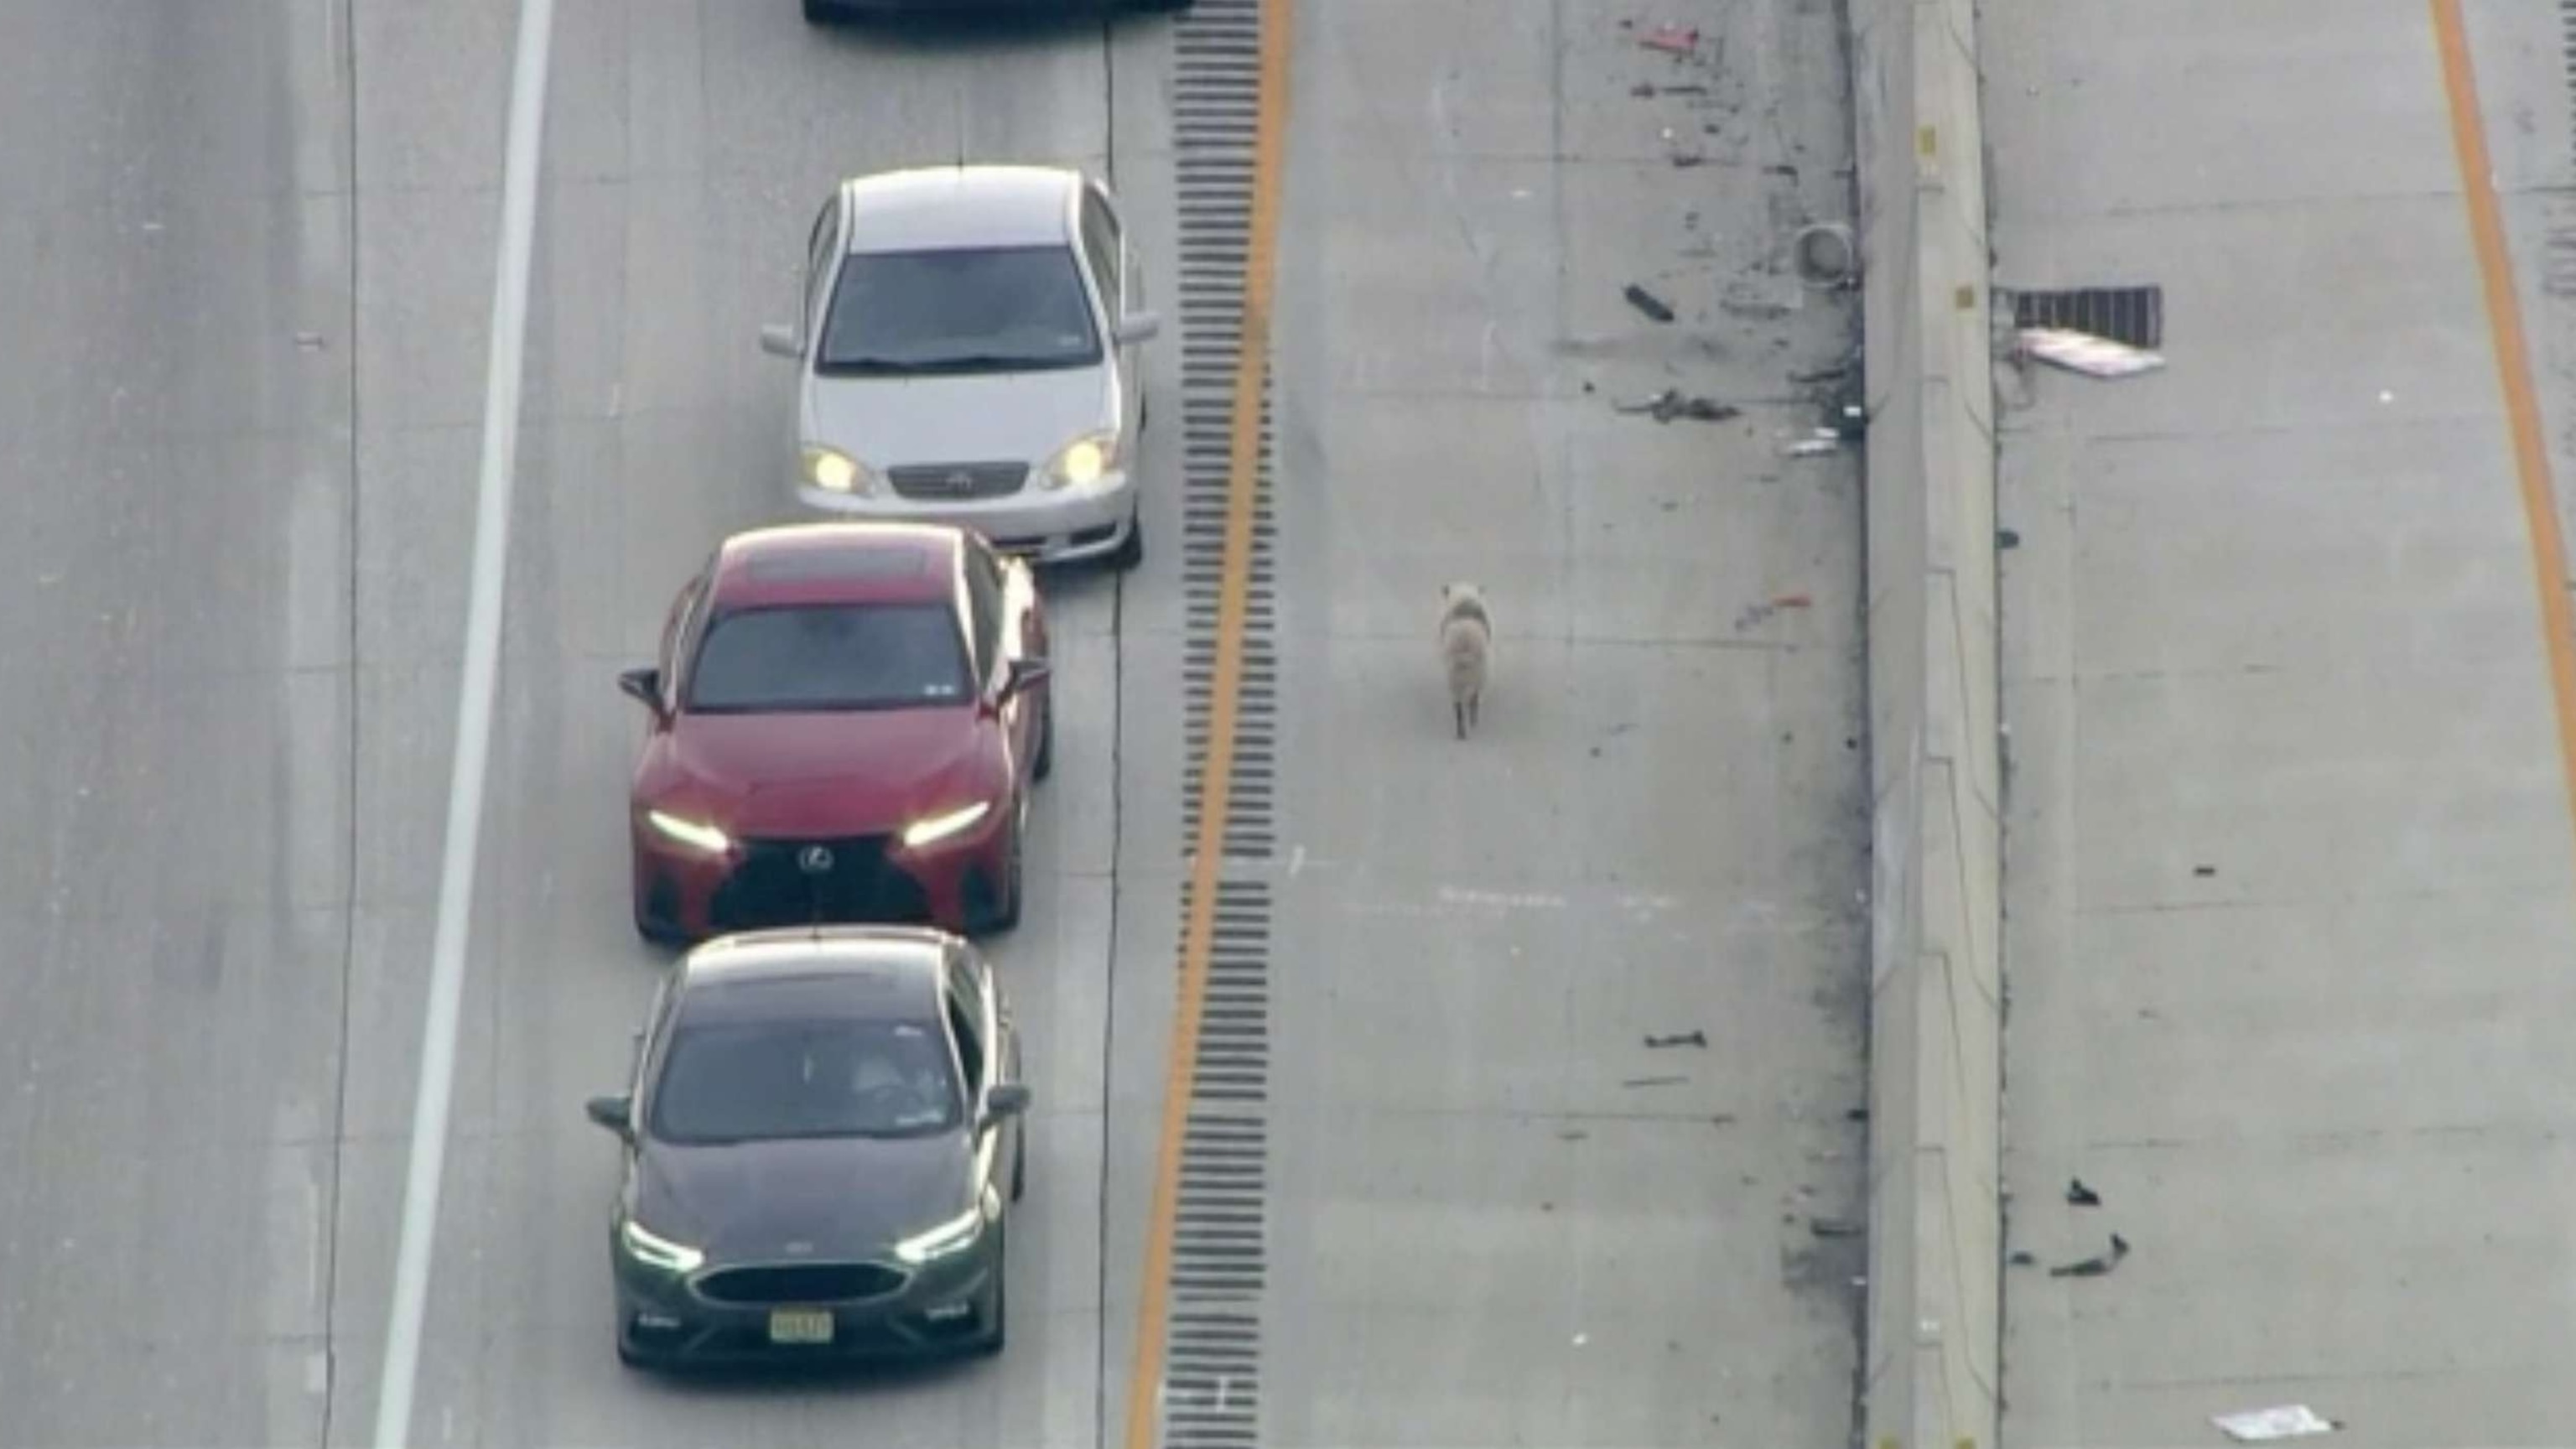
[584,926,1030,1368]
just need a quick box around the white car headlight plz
[620,1217,705,1274]
[1041,431,1119,491]
[893,1205,986,1265]
[901,800,993,849]
[645,810,731,855]
[802,444,877,496]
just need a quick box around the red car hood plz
[657,708,993,839]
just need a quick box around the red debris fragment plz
[1772,593,1813,610]
[1640,24,1698,56]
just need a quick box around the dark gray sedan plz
[584,926,1029,1368]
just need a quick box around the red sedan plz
[618,522,1052,943]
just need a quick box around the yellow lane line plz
[1119,1,1296,1446]
[2429,1,2576,857]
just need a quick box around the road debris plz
[1807,1217,1863,1239]
[1644,1029,1707,1049]
[1616,387,1739,423]
[2007,1249,2038,1267]
[2065,1177,2101,1207]
[294,331,328,351]
[2019,325,2167,378]
[1998,528,2023,549]
[1623,283,1676,324]
[1791,222,1857,288]
[1782,428,1846,458]
[2048,1232,2130,1278]
[1734,594,1815,631]
[1558,1129,1590,1142]
[1639,23,1699,56]
[2213,1405,2343,1441]
[1622,1073,1687,1088]
[2194,865,2217,878]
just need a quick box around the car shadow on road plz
[804,6,1162,55]
[629,1353,995,1397]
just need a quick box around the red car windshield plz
[684,601,974,714]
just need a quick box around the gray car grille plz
[694,1262,908,1305]
[887,461,1028,501]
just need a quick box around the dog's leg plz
[1468,694,1480,731]
[1454,699,1467,740]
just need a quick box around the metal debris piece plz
[2019,326,2166,378]
[1616,387,1739,423]
[1623,283,1676,324]
[2048,1232,2130,1279]
[2213,1405,2342,1442]
[1644,1029,1707,1049]
[2065,1177,2101,1207]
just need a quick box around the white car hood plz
[801,362,1117,472]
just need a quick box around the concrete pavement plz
[1988,2,2576,1445]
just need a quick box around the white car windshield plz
[818,245,1102,374]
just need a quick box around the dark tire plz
[1032,690,1055,782]
[972,1239,1008,1358]
[1109,512,1144,572]
[976,817,1026,934]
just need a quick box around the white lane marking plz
[368,1,557,1445]
[1437,886,1567,910]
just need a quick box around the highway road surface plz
[1991,2,2576,1444]
[0,2,1871,1446]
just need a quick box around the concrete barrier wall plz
[1850,0,2002,1446]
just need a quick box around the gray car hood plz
[636,1132,974,1263]
[802,362,1115,472]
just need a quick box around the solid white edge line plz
[368,0,557,1444]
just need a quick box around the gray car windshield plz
[685,602,972,714]
[818,245,1102,374]
[651,1017,964,1144]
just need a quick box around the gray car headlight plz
[892,1204,987,1265]
[619,1217,705,1274]
[802,444,880,496]
[1040,430,1119,491]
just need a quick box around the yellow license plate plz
[767,1308,834,1345]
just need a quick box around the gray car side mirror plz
[585,1093,634,1138]
[984,1083,1032,1119]
[759,324,801,358]
[1113,310,1161,345]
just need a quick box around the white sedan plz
[761,165,1161,569]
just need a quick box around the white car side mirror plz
[759,324,800,359]
[1114,311,1161,345]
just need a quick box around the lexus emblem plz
[944,470,974,492]
[797,845,835,875]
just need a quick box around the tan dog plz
[1437,582,1493,740]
